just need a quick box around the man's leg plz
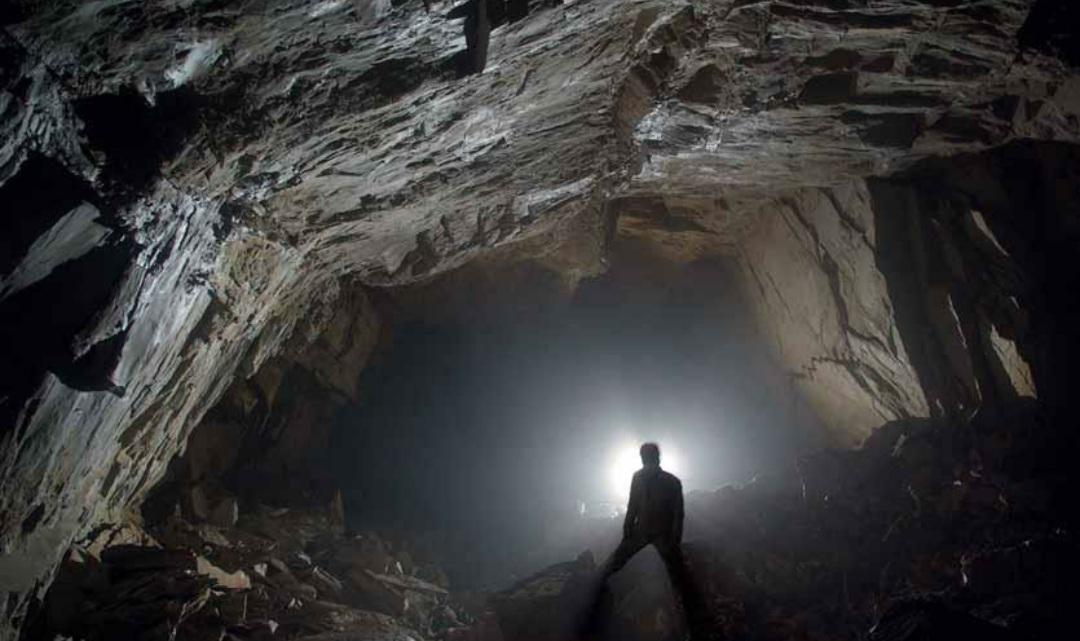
[581,536,648,638]
[655,539,708,639]
[600,535,648,579]
[654,538,691,596]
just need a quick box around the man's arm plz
[623,473,641,539]
[673,478,684,543]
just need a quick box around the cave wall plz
[0,3,635,632]
[132,282,381,558]
[171,283,381,511]
[708,141,1076,445]
[613,169,1051,446]
[732,182,930,445]
[600,144,1071,450]
[872,142,1080,427]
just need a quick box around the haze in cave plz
[1,1,1079,641]
[329,247,824,589]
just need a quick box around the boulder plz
[490,552,598,641]
[195,556,251,590]
[345,568,408,616]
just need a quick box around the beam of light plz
[608,440,683,503]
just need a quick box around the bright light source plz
[608,440,682,502]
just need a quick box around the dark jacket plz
[623,465,684,542]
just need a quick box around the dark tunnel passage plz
[329,244,826,588]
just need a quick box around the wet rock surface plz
[2,0,1080,637]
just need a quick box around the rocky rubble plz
[45,424,1070,641]
[27,498,469,641]
[679,405,1075,641]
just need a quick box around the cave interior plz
[2,1,1080,641]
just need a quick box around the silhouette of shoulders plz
[633,467,682,488]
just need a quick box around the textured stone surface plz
[732,182,929,444]
[2,0,1079,636]
[27,502,459,641]
[626,0,1080,192]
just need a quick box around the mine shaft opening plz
[327,238,828,590]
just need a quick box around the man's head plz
[640,442,661,467]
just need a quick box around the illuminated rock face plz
[729,182,932,445]
[1,0,1079,635]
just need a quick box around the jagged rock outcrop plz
[2,0,1080,637]
[872,142,1080,426]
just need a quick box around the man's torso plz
[632,468,680,539]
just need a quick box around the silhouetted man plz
[603,442,687,577]
[600,443,702,634]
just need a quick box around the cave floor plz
[26,400,1077,641]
